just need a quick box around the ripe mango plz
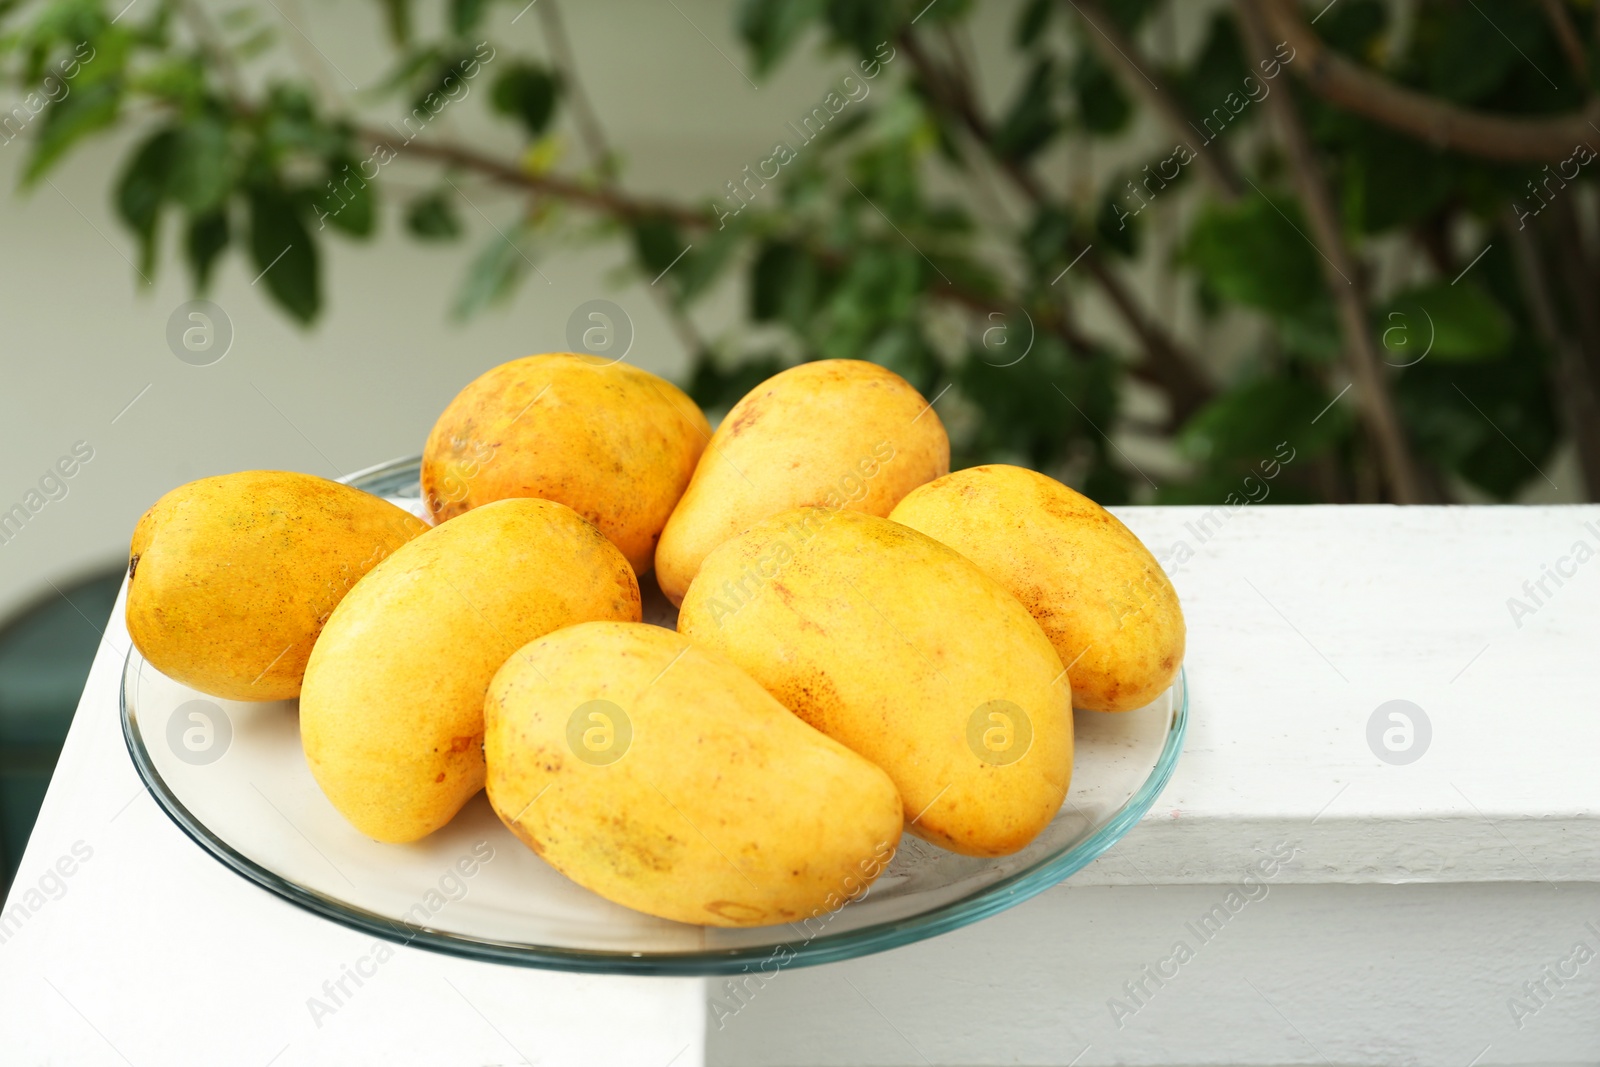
[300,498,641,843]
[678,509,1071,857]
[654,359,949,605]
[485,622,903,926]
[890,465,1185,712]
[126,471,427,701]
[422,353,711,575]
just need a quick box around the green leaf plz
[1397,338,1559,499]
[408,48,488,114]
[1022,205,1074,274]
[995,58,1060,160]
[318,159,375,238]
[1014,0,1053,48]
[1182,194,1323,316]
[185,209,229,293]
[405,192,461,240]
[1095,184,1140,258]
[1377,281,1512,363]
[1317,0,1387,58]
[751,241,821,326]
[821,0,905,59]
[490,63,559,138]
[130,56,209,105]
[450,0,492,35]
[167,118,231,213]
[954,336,1112,472]
[453,226,535,319]
[114,127,178,278]
[631,216,687,278]
[1276,300,1342,363]
[1099,0,1160,33]
[375,44,447,98]
[687,353,791,414]
[738,0,822,76]
[1178,377,1347,465]
[863,322,938,393]
[23,79,119,184]
[248,187,320,323]
[379,0,413,46]
[1174,13,1249,127]
[1336,121,1452,234]
[1069,50,1130,135]
[1421,3,1535,104]
[675,221,743,306]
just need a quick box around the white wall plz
[2,0,1572,623]
[0,0,977,618]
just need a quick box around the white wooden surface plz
[709,504,1600,1067]
[4,504,1598,1067]
[0,585,706,1067]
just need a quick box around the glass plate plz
[120,455,1188,975]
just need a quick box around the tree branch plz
[344,124,1191,393]
[534,0,707,357]
[897,27,1215,424]
[1066,0,1245,200]
[536,0,613,173]
[1538,0,1590,84]
[354,126,709,227]
[1259,0,1600,163]
[1238,0,1426,504]
[1508,216,1600,499]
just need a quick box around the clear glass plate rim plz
[115,457,1190,976]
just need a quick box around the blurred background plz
[1,0,1596,887]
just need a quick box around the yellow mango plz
[654,359,949,605]
[422,353,711,575]
[485,622,903,926]
[678,509,1071,858]
[126,471,427,701]
[890,465,1185,712]
[300,498,640,843]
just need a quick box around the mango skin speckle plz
[485,621,903,927]
[679,509,1072,858]
[422,353,711,577]
[300,498,641,844]
[654,359,950,606]
[126,471,428,702]
[891,465,1185,713]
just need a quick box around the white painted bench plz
[3,505,1596,1066]
[709,505,1600,1067]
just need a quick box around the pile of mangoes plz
[126,355,1183,927]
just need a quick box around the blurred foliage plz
[1,0,1596,503]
